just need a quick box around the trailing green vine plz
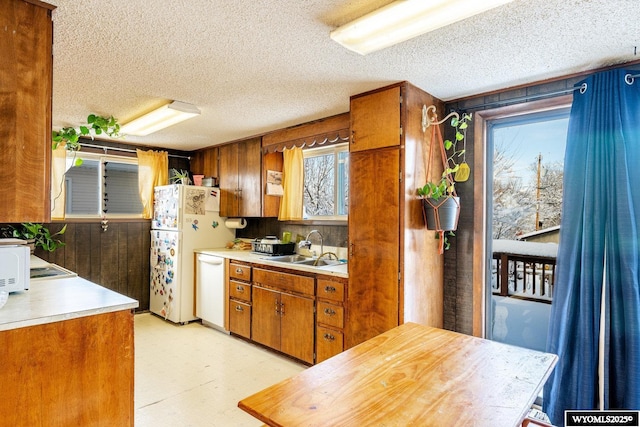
[52,114,121,165]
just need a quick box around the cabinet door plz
[218,143,239,217]
[350,86,401,152]
[280,292,315,364]
[237,137,262,217]
[251,286,280,351]
[0,0,53,222]
[190,146,219,177]
[347,148,400,348]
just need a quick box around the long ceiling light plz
[330,0,516,55]
[120,101,201,136]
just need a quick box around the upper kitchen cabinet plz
[190,146,219,178]
[0,0,55,223]
[219,137,262,217]
[350,86,401,152]
[347,82,445,348]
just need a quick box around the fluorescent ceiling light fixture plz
[120,101,201,136]
[330,0,516,55]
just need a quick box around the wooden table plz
[239,322,557,427]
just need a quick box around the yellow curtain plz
[50,145,71,220]
[137,149,169,219]
[278,146,304,220]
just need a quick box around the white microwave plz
[0,245,30,293]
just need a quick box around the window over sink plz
[302,143,348,220]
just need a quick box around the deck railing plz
[491,251,556,303]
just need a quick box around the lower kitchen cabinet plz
[252,285,315,364]
[316,325,344,363]
[224,261,348,365]
[315,277,347,363]
[227,260,252,338]
[0,310,134,426]
[252,268,316,364]
[229,299,251,339]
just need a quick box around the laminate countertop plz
[0,276,139,332]
[194,248,348,278]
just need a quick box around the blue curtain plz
[544,69,640,426]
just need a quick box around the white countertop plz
[0,276,139,332]
[194,248,348,278]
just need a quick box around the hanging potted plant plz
[417,109,472,251]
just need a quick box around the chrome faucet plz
[299,229,323,256]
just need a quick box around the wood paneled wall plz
[34,221,151,311]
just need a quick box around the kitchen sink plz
[267,254,311,263]
[266,254,346,267]
[293,259,343,266]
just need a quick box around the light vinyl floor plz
[134,313,305,427]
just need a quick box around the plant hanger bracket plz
[423,106,457,198]
[422,104,459,132]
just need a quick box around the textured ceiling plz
[47,0,640,151]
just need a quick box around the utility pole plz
[535,153,542,230]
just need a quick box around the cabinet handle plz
[236,285,244,292]
[324,308,336,316]
[323,333,335,341]
[350,243,354,257]
[237,188,243,199]
[280,301,285,316]
[235,268,243,275]
[324,286,336,293]
[351,130,355,144]
[235,305,244,312]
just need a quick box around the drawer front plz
[229,280,252,302]
[229,262,252,281]
[229,300,251,339]
[317,301,344,329]
[317,279,345,302]
[316,325,344,363]
[253,268,315,296]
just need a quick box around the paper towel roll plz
[225,218,247,229]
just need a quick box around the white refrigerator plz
[150,184,235,323]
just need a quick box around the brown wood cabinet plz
[219,137,262,217]
[0,310,134,426]
[349,86,401,152]
[0,0,55,222]
[347,82,445,349]
[315,276,347,363]
[251,268,315,364]
[190,146,219,178]
[227,260,252,338]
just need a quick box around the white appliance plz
[195,253,227,332]
[0,243,30,293]
[150,184,235,323]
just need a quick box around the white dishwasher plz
[195,253,228,333]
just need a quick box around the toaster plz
[0,245,30,293]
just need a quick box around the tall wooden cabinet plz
[346,82,445,349]
[0,0,55,223]
[218,137,262,217]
